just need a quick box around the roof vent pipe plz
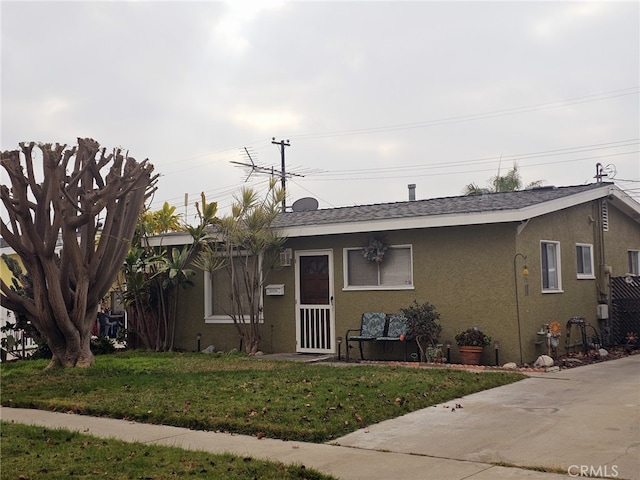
[408,184,416,201]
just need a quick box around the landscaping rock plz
[562,357,583,365]
[502,362,518,369]
[534,354,554,368]
[202,345,216,353]
[598,348,609,358]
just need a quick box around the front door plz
[295,250,334,353]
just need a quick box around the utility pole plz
[272,138,291,210]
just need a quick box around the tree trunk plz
[45,312,96,368]
[245,336,260,355]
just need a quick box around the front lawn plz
[1,422,334,480]
[1,351,525,443]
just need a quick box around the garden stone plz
[598,348,608,357]
[563,357,583,365]
[502,362,518,369]
[202,345,216,353]
[534,354,554,368]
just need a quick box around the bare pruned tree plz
[1,138,157,368]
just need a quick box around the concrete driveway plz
[334,354,640,479]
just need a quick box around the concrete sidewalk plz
[336,354,640,480]
[2,355,638,479]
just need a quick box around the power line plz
[301,151,639,182]
[311,140,639,178]
[149,86,639,176]
[288,87,640,141]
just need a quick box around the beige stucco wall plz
[173,198,639,364]
[603,201,640,276]
[514,202,601,362]
[265,223,523,364]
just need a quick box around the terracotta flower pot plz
[458,345,483,365]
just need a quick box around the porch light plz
[522,265,529,276]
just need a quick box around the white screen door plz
[295,250,335,353]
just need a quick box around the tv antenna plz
[230,147,274,182]
[595,163,617,183]
[230,140,305,210]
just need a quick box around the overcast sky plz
[2,1,639,219]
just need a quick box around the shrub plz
[455,327,492,347]
[400,300,442,362]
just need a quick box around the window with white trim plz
[541,241,562,292]
[204,255,263,323]
[576,243,594,279]
[629,250,640,276]
[344,245,413,290]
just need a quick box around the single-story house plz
[159,182,640,365]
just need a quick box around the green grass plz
[1,422,334,480]
[1,351,525,443]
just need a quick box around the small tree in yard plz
[215,179,286,354]
[401,300,442,362]
[1,139,157,368]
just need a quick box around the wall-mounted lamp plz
[196,333,202,352]
[445,340,452,364]
[494,340,500,366]
[337,336,343,361]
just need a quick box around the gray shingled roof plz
[273,183,610,228]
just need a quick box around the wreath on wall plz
[362,237,387,263]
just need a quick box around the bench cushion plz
[356,312,386,339]
[385,314,408,338]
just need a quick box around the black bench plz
[345,312,409,362]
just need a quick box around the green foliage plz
[401,300,442,342]
[463,162,543,195]
[90,335,117,355]
[121,200,203,351]
[29,338,53,360]
[215,179,287,354]
[400,300,442,362]
[0,352,524,443]
[455,327,492,347]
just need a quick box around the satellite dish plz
[291,197,319,212]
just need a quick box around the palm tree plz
[463,162,543,195]
[216,179,286,354]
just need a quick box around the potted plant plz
[400,300,442,363]
[455,327,492,365]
